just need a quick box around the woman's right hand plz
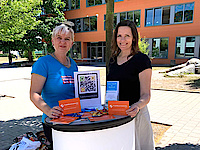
[47,106,63,119]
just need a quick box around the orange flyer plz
[59,98,81,115]
[88,115,116,122]
[50,116,79,124]
[108,101,129,116]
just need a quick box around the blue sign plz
[107,82,118,91]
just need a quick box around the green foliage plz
[0,0,66,62]
[44,0,65,15]
[38,16,65,53]
[152,47,159,57]
[37,0,66,53]
[0,0,42,42]
[138,33,149,56]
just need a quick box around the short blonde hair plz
[52,21,75,41]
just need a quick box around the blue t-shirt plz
[31,55,78,122]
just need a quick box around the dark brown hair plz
[110,20,139,61]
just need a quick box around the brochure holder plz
[74,70,101,108]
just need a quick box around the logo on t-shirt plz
[61,76,74,84]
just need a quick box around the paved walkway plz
[0,67,200,149]
[148,89,200,148]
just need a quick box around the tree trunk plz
[9,50,12,65]
[28,51,33,62]
[106,0,114,75]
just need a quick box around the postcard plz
[108,101,129,116]
[59,98,81,115]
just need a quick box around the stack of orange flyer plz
[108,101,129,116]
[50,116,79,124]
[88,115,116,122]
[59,98,81,115]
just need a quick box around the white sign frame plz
[74,70,101,108]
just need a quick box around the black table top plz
[45,115,134,132]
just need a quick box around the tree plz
[0,0,42,64]
[37,0,66,53]
[0,0,66,63]
[0,0,42,42]
[138,33,149,56]
[22,0,66,61]
[105,0,114,75]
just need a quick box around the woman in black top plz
[107,20,155,150]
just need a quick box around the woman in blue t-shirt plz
[30,21,78,146]
[107,20,155,150]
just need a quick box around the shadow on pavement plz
[0,116,43,150]
[186,78,200,89]
[156,143,200,150]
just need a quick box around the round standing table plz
[45,115,135,150]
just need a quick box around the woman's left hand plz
[126,104,140,117]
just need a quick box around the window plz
[162,7,170,24]
[127,11,133,21]
[113,14,117,28]
[76,19,81,32]
[174,3,194,23]
[176,36,195,58]
[90,16,97,31]
[145,2,194,26]
[105,10,141,29]
[174,4,184,23]
[87,0,123,6]
[63,0,80,10]
[120,12,126,21]
[134,11,140,27]
[87,0,102,6]
[87,42,106,62]
[146,9,153,26]
[184,3,194,22]
[154,8,162,26]
[83,18,90,31]
[152,38,168,58]
[69,16,97,33]
[68,42,81,59]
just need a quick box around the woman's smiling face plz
[117,26,133,52]
[52,31,73,53]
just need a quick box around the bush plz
[138,33,149,56]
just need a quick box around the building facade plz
[64,0,200,66]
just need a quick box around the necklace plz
[51,52,71,68]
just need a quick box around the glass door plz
[91,47,97,61]
[97,47,103,62]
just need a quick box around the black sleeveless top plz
[106,52,152,105]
